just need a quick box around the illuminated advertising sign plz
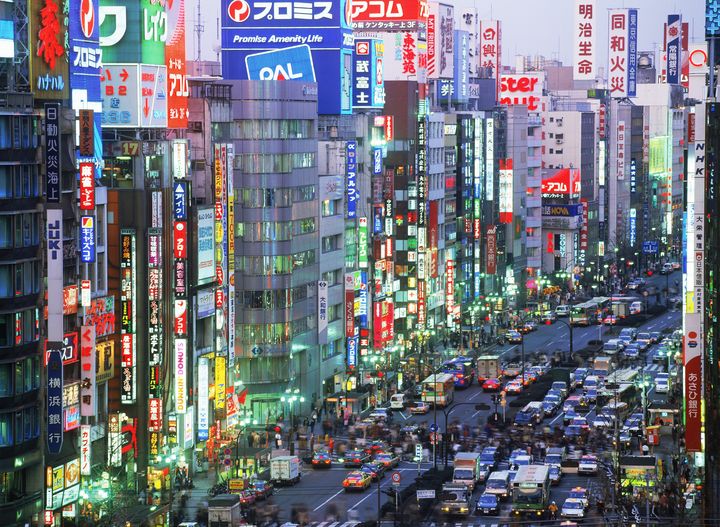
[445,259,454,315]
[83,295,115,338]
[197,357,209,440]
[541,168,581,199]
[215,355,226,409]
[174,221,187,258]
[166,0,188,128]
[227,145,236,364]
[499,74,542,110]
[0,20,14,59]
[452,30,469,103]
[80,425,92,476]
[99,63,168,128]
[47,348,64,454]
[352,39,385,109]
[120,229,136,403]
[30,0,69,99]
[573,0,596,80]
[80,216,96,263]
[350,0,428,29]
[174,181,187,220]
[174,299,188,336]
[80,326,97,416]
[498,159,513,224]
[347,336,358,370]
[630,158,637,194]
[197,208,215,284]
[427,3,453,80]
[358,217,369,268]
[346,141,357,218]
[147,228,163,369]
[373,299,394,348]
[175,338,187,414]
[318,281,328,344]
[486,225,497,275]
[96,340,114,383]
[485,118,494,200]
[79,163,95,210]
[358,275,368,329]
[45,103,61,203]
[380,31,426,82]
[148,398,162,432]
[666,15,681,85]
[246,44,316,81]
[542,204,583,217]
[480,20,500,94]
[175,260,187,298]
[44,333,79,365]
[221,0,353,114]
[345,273,355,338]
[608,8,637,98]
[616,121,626,181]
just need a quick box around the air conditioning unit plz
[556,119,563,127]
[556,139,564,145]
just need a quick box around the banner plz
[47,348,64,454]
[486,225,497,275]
[197,357,209,440]
[80,425,92,476]
[318,281,329,344]
[346,141,358,218]
[573,0,596,80]
[175,339,187,414]
[499,159,513,224]
[665,15,681,85]
[80,326,97,416]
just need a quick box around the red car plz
[238,490,256,506]
[363,441,387,456]
[482,378,502,392]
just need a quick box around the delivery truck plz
[270,455,302,486]
[452,452,482,490]
[475,355,500,382]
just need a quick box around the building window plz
[322,235,341,253]
[321,199,340,217]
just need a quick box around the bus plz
[596,382,640,409]
[442,357,476,388]
[421,373,455,407]
[570,297,611,326]
[511,464,550,518]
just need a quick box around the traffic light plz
[545,319,552,325]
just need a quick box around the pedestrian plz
[548,501,558,520]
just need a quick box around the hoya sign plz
[245,45,316,81]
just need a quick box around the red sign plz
[486,225,497,275]
[174,299,188,336]
[148,398,162,432]
[37,0,65,69]
[166,0,188,128]
[547,232,555,253]
[384,116,394,142]
[445,259,455,315]
[345,289,355,338]
[121,334,134,368]
[79,162,95,210]
[373,299,394,348]
[599,103,606,139]
[541,168,581,198]
[499,74,542,111]
[350,0,428,24]
[173,221,187,259]
[684,330,702,451]
[580,199,589,251]
[44,332,79,365]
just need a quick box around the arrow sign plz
[120,68,128,82]
[143,98,150,118]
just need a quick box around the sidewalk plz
[176,466,216,525]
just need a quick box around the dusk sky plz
[191,0,706,70]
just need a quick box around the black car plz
[344,450,371,468]
[359,462,386,481]
[249,479,274,500]
[476,493,499,515]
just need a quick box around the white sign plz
[197,358,210,440]
[81,279,91,308]
[616,121,625,180]
[318,280,329,344]
[499,159,513,224]
[417,489,436,499]
[573,0,596,80]
[480,20,501,93]
[47,209,63,341]
[175,338,187,414]
[80,425,92,476]
[197,208,215,283]
[485,118,494,200]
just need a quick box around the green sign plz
[100,0,165,64]
[141,0,166,65]
[358,218,368,269]
[649,136,668,176]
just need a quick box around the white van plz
[484,470,511,499]
[603,339,623,355]
[630,301,643,315]
[390,393,409,410]
[556,305,571,317]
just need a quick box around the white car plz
[592,414,613,429]
[567,487,589,509]
[578,455,598,475]
[655,373,670,394]
[561,498,587,519]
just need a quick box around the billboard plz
[480,20,501,95]
[30,0,70,99]
[100,63,168,128]
[99,0,166,64]
[221,0,353,114]
[541,168,581,199]
[380,31,426,82]
[427,2,453,79]
[166,0,188,128]
[350,0,428,30]
[45,103,61,203]
[486,225,497,275]
[499,74,542,111]
[197,357,209,440]
[47,209,63,341]
[318,280,328,344]
[80,216,96,263]
[573,0,596,80]
[0,19,13,59]
[452,30,469,103]
[46,348,64,454]
[665,14,681,85]
[608,8,637,98]
[346,141,357,218]
[197,207,215,283]
[175,338,187,414]
[352,39,385,109]
[80,326,97,416]
[498,159,513,224]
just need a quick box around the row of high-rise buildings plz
[0,0,709,525]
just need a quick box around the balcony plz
[527,155,542,168]
[526,196,542,209]
[526,216,542,228]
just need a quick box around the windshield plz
[569,491,586,500]
[565,501,583,509]
[454,469,473,480]
[487,479,506,489]
[515,458,531,466]
[545,455,561,464]
[514,489,542,503]
[481,453,496,462]
[440,490,466,502]
[479,496,496,506]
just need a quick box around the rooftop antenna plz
[194,0,204,61]
[217,18,221,62]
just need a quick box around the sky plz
[187,0,706,69]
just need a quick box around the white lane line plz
[471,410,483,419]
[348,481,391,510]
[549,413,564,426]
[468,390,483,400]
[313,489,344,512]
[399,412,408,421]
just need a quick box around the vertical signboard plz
[498,159,513,224]
[215,356,226,410]
[573,0,596,80]
[197,208,216,283]
[352,39,385,109]
[486,225,497,275]
[45,103,61,203]
[47,348,64,454]
[79,163,95,210]
[485,118,494,200]
[428,3,454,79]
[480,20,500,94]
[627,9,637,97]
[166,0,189,128]
[452,30,469,103]
[30,0,70,99]
[318,281,329,345]
[197,357,209,440]
[175,338,187,414]
[346,141,358,218]
[616,121,626,180]
[80,425,92,476]
[608,9,630,98]
[121,229,137,404]
[665,14,681,85]
[80,326,97,416]
[226,145,236,365]
[47,209,63,342]
[80,216,96,263]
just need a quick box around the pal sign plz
[221,0,353,115]
[246,45,316,81]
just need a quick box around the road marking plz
[471,409,483,418]
[468,390,483,400]
[549,413,564,426]
[313,489,344,512]
[348,480,390,510]
[399,412,408,420]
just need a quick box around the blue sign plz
[358,273,368,328]
[372,147,383,175]
[80,215,96,263]
[347,336,358,369]
[627,9,638,97]
[541,204,584,217]
[666,15,681,85]
[643,241,660,254]
[221,0,353,114]
[453,31,469,103]
[47,348,64,454]
[373,206,383,234]
[246,45,316,81]
[346,141,357,218]
[429,424,439,432]
[437,79,455,102]
[174,181,187,220]
[68,0,103,168]
[352,38,385,109]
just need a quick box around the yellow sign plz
[96,341,115,383]
[228,478,245,491]
[215,356,226,409]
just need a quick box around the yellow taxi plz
[342,470,373,491]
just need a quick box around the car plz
[593,414,614,429]
[551,381,568,398]
[505,381,523,394]
[630,301,643,315]
[620,327,637,340]
[409,401,431,414]
[618,429,633,446]
[578,455,598,475]
[476,493,500,515]
[238,490,256,506]
[344,450,371,468]
[637,332,652,344]
[311,451,332,468]
[359,462,386,481]
[482,378,503,392]
[477,464,492,483]
[602,314,618,325]
[568,487,589,509]
[565,424,585,438]
[585,388,598,403]
[623,344,640,359]
[626,280,640,290]
[562,498,586,519]
[573,368,589,385]
[368,407,393,422]
[548,465,562,486]
[524,321,538,332]
[521,372,536,386]
[655,373,670,394]
[507,330,523,344]
[652,347,668,363]
[661,262,674,275]
[563,409,579,426]
[249,480,274,500]
[374,452,400,468]
[542,311,557,323]
[400,423,419,434]
[502,363,522,378]
[363,441,387,455]
[509,449,528,466]
[636,340,649,352]
[542,399,560,417]
[555,305,571,317]
[570,416,589,429]
[343,471,372,491]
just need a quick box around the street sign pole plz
[415,443,422,476]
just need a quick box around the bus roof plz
[513,464,549,485]
[422,373,455,384]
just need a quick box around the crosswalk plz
[643,363,663,372]
[283,523,504,527]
